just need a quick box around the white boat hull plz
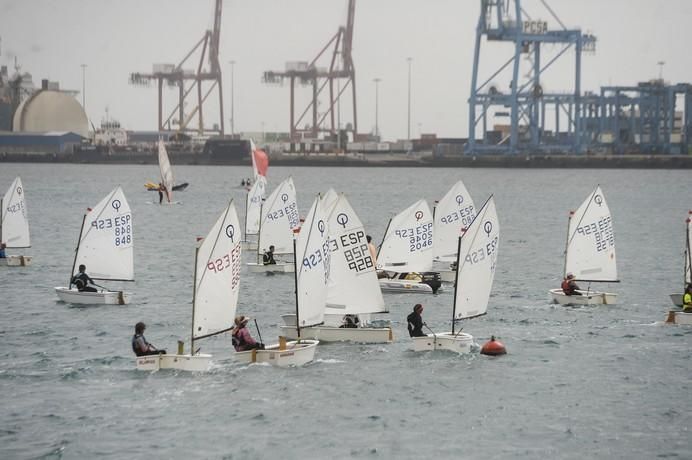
[669,293,683,307]
[379,278,435,294]
[665,311,692,325]
[54,287,130,305]
[247,262,294,273]
[279,325,393,343]
[233,339,318,367]
[549,288,617,306]
[136,353,212,371]
[1,255,32,266]
[411,332,478,354]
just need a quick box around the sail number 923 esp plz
[464,236,499,265]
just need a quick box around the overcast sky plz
[1,0,690,140]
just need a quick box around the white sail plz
[1,177,31,248]
[564,185,617,282]
[454,196,499,320]
[322,188,339,215]
[378,199,433,273]
[245,176,266,236]
[434,180,475,262]
[75,186,134,281]
[326,194,386,315]
[258,177,299,255]
[295,195,330,328]
[192,200,242,340]
[685,212,691,285]
[158,140,174,203]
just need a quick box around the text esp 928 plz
[328,230,374,274]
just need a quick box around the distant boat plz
[246,176,299,273]
[280,192,393,343]
[377,199,442,294]
[665,211,692,325]
[412,196,499,354]
[251,139,269,181]
[234,194,324,367]
[0,177,32,266]
[55,186,134,305]
[241,176,266,251]
[433,180,476,283]
[143,140,188,200]
[549,185,618,306]
[137,199,242,371]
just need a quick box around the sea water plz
[1,163,690,459]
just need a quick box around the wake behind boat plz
[412,196,499,354]
[549,185,618,306]
[1,177,32,266]
[137,198,242,372]
[55,186,134,305]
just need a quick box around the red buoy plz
[481,335,507,356]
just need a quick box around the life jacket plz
[132,334,144,356]
[561,279,571,294]
[232,328,247,350]
[73,273,89,290]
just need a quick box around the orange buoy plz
[480,335,507,356]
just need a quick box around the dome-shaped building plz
[13,87,88,137]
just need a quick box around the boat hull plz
[247,262,294,273]
[233,339,318,367]
[549,288,617,306]
[411,332,478,354]
[55,287,130,305]
[665,311,692,325]
[135,353,211,371]
[279,325,393,343]
[1,255,32,266]
[669,293,683,307]
[379,279,436,294]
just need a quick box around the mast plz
[451,235,463,334]
[190,243,200,355]
[0,197,3,243]
[293,237,300,339]
[68,214,88,286]
[244,189,249,239]
[562,211,572,278]
[256,201,264,264]
[376,217,393,262]
[685,215,691,288]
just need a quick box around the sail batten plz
[564,185,617,282]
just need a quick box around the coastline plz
[1,150,691,169]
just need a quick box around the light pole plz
[657,60,665,81]
[373,78,381,140]
[228,60,235,135]
[407,57,412,141]
[80,64,87,111]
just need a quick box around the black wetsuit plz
[71,272,97,292]
[263,250,276,265]
[407,311,426,337]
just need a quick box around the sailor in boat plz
[683,285,692,313]
[132,322,166,356]
[407,304,426,337]
[263,245,277,265]
[241,178,246,187]
[561,273,582,296]
[71,264,97,292]
[366,235,377,265]
[0,242,5,258]
[231,316,264,351]
[157,182,167,204]
[340,314,359,328]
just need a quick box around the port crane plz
[129,0,224,136]
[262,0,357,141]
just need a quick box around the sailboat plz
[412,196,499,354]
[549,185,618,306]
[433,180,476,283]
[377,199,442,294]
[144,140,188,200]
[666,211,692,325]
[137,199,242,371]
[1,177,32,266]
[280,192,393,343]
[247,176,299,273]
[234,194,325,367]
[241,176,267,251]
[55,186,134,305]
